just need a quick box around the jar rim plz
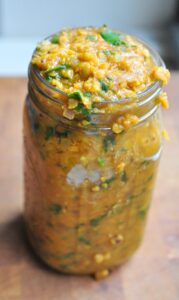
[29,29,165,107]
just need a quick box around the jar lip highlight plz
[29,30,165,108]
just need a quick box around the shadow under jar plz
[24,40,165,278]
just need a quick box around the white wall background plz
[0,0,176,75]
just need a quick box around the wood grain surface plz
[0,75,178,300]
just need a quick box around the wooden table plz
[0,75,179,300]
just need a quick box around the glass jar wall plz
[24,65,163,278]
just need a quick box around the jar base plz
[25,225,141,279]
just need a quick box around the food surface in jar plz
[31,26,170,132]
[24,26,170,278]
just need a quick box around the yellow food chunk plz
[155,92,169,109]
[61,69,74,79]
[94,252,111,264]
[100,176,107,182]
[78,62,93,79]
[101,183,108,189]
[68,99,78,109]
[151,67,170,85]
[94,254,104,263]
[80,156,88,166]
[83,78,101,93]
[92,185,100,192]
[81,96,92,109]
[112,123,123,134]
[94,269,109,280]
[117,114,139,130]
[110,234,124,245]
[116,162,125,173]
[78,52,98,64]
[121,114,139,130]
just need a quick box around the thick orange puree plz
[31,26,169,133]
[24,26,170,279]
[32,26,169,98]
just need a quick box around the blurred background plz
[0,0,178,76]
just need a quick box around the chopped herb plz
[138,206,149,219]
[44,64,70,74]
[83,92,92,97]
[146,174,154,183]
[128,188,147,202]
[86,35,96,41]
[120,170,128,182]
[68,91,83,101]
[99,80,109,92]
[97,157,105,167]
[100,30,128,46]
[75,104,92,121]
[103,134,115,152]
[105,176,116,184]
[45,127,70,141]
[90,213,107,226]
[57,130,70,138]
[107,76,113,81]
[141,160,150,166]
[45,126,55,140]
[49,203,62,214]
[46,75,53,81]
[128,194,137,202]
[78,236,91,245]
[51,34,59,44]
[62,252,76,259]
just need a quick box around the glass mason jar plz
[24,39,165,276]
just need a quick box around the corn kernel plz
[112,123,123,134]
[80,156,88,166]
[94,254,104,263]
[81,96,92,109]
[101,183,108,189]
[94,269,109,280]
[116,162,125,173]
[155,92,169,109]
[68,98,78,109]
[100,177,106,182]
[110,234,124,245]
[92,185,100,192]
[151,67,170,85]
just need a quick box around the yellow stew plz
[24,26,170,279]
